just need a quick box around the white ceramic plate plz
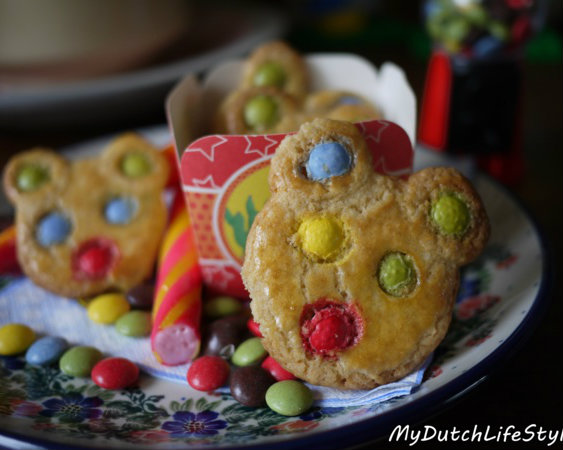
[0,128,548,450]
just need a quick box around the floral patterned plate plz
[0,132,548,450]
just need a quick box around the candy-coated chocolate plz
[431,193,470,236]
[378,252,417,297]
[121,153,151,177]
[115,311,151,337]
[243,95,278,130]
[16,165,48,192]
[297,216,345,261]
[125,282,155,310]
[87,293,130,324]
[203,314,250,357]
[247,318,262,337]
[0,323,35,356]
[261,356,296,381]
[91,357,139,389]
[337,95,362,106]
[232,337,267,367]
[204,296,242,319]
[25,336,67,365]
[265,380,313,416]
[300,299,363,357]
[253,61,286,88]
[59,346,102,377]
[35,212,71,246]
[104,197,137,225]
[73,238,118,280]
[230,366,275,407]
[187,355,230,391]
[305,141,352,181]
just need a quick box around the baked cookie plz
[3,133,169,299]
[241,41,309,100]
[305,90,381,123]
[242,119,489,389]
[305,90,378,113]
[215,86,300,135]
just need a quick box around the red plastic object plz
[418,51,452,151]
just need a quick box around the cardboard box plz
[167,54,416,298]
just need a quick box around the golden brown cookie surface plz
[3,134,169,299]
[242,119,489,389]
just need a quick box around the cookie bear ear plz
[100,133,169,194]
[269,118,374,202]
[403,167,490,266]
[216,86,300,135]
[3,149,70,205]
[241,41,308,99]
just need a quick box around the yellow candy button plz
[298,216,345,261]
[0,323,35,356]
[87,293,130,324]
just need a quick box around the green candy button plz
[378,252,416,297]
[431,193,470,236]
[59,346,102,377]
[253,62,286,88]
[232,337,266,367]
[266,380,313,416]
[204,296,243,319]
[243,95,278,131]
[115,311,152,337]
[16,165,48,192]
[121,153,151,177]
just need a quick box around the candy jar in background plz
[418,0,546,185]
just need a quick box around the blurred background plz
[0,1,561,448]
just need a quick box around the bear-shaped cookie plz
[242,119,489,389]
[3,133,169,299]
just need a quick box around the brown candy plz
[229,366,276,407]
[125,282,155,310]
[203,313,250,357]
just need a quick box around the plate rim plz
[0,174,551,450]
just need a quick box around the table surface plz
[0,36,561,450]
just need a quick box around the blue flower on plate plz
[300,406,345,421]
[40,392,103,423]
[161,411,228,438]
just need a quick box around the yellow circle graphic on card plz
[219,160,270,263]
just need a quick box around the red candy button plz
[187,355,230,391]
[300,299,363,358]
[247,318,263,337]
[91,357,139,390]
[72,238,119,280]
[261,356,296,381]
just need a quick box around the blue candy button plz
[337,95,362,106]
[36,212,71,246]
[25,336,68,366]
[306,142,352,181]
[104,197,136,225]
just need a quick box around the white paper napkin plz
[0,278,429,408]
